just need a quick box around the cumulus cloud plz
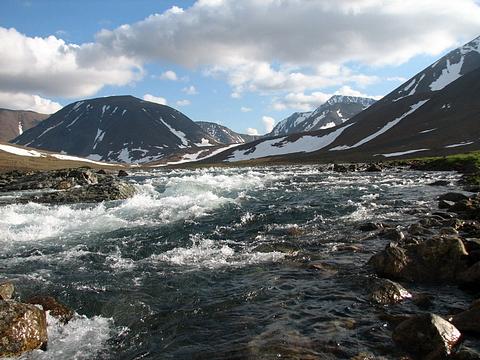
[182,85,198,95]
[0,27,142,98]
[246,127,259,136]
[159,70,178,81]
[262,116,275,133]
[241,106,252,112]
[143,94,167,105]
[93,0,480,95]
[176,99,191,106]
[3,0,480,104]
[0,91,62,113]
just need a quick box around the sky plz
[1,0,480,135]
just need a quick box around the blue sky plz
[1,0,479,135]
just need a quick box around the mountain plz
[196,121,259,144]
[12,95,218,163]
[0,109,49,142]
[269,95,376,136]
[202,35,480,164]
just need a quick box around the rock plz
[439,200,456,209]
[369,237,469,283]
[408,223,434,236]
[439,193,470,203]
[333,164,348,173]
[253,242,299,254]
[392,313,461,359]
[450,300,480,334]
[56,178,75,190]
[96,169,107,175]
[420,217,443,228]
[457,261,480,286]
[336,244,363,252]
[0,300,48,357]
[365,163,382,172]
[0,283,14,300]
[359,222,384,231]
[26,178,136,204]
[368,243,409,280]
[440,227,459,236]
[117,170,129,177]
[369,279,412,305]
[452,348,480,360]
[307,262,338,277]
[381,228,405,242]
[429,180,450,186]
[433,211,456,219]
[413,293,435,309]
[26,296,73,324]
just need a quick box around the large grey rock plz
[369,279,412,305]
[0,300,48,357]
[392,313,461,359]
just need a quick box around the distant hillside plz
[12,95,218,164]
[201,35,480,164]
[0,109,49,142]
[269,95,376,136]
[196,121,259,144]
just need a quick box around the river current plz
[0,166,475,359]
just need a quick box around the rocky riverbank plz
[0,282,74,357]
[0,167,136,204]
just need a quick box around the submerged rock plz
[0,300,48,357]
[392,313,461,359]
[27,296,73,324]
[0,282,14,301]
[117,170,129,177]
[369,278,412,305]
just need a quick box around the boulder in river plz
[450,299,480,334]
[369,236,469,283]
[27,296,73,324]
[369,278,412,305]
[0,282,14,300]
[392,313,461,359]
[0,300,48,357]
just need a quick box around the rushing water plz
[0,166,477,359]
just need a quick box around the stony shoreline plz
[0,167,136,204]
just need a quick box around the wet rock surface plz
[393,313,461,359]
[369,278,412,305]
[0,300,48,357]
[0,167,136,204]
[27,296,74,324]
[0,283,14,301]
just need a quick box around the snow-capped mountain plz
[12,95,218,163]
[196,121,259,144]
[202,35,480,163]
[0,109,49,142]
[269,95,376,136]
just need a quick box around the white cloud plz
[273,92,332,112]
[231,92,241,99]
[143,93,167,105]
[159,70,178,81]
[92,0,480,95]
[272,86,382,111]
[0,27,141,98]
[182,85,198,95]
[246,127,259,136]
[241,106,252,112]
[262,116,275,133]
[0,91,62,113]
[176,99,191,106]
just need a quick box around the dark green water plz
[0,166,476,359]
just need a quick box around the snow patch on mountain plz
[430,58,465,91]
[227,124,353,162]
[331,99,429,151]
